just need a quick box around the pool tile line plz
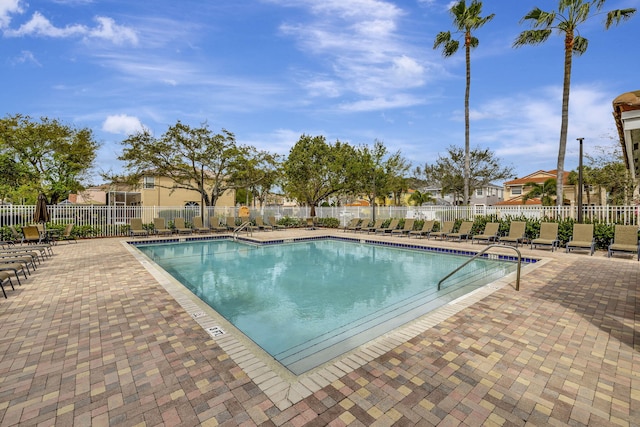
[123,239,540,412]
[129,233,540,264]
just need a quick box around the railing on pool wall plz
[233,221,253,240]
[438,244,522,292]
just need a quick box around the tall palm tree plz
[513,0,635,207]
[434,0,494,206]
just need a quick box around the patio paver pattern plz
[0,230,638,426]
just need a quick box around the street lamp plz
[577,137,584,224]
[372,168,376,222]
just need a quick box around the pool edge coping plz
[123,236,548,411]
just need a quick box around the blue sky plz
[1,0,638,184]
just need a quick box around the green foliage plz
[580,144,637,205]
[408,190,435,206]
[0,226,12,241]
[282,135,359,216]
[116,121,246,207]
[235,188,253,206]
[231,149,282,208]
[514,1,636,207]
[352,141,410,207]
[278,216,302,228]
[419,145,514,205]
[523,179,556,205]
[317,217,340,228]
[0,114,99,204]
[594,223,614,250]
[434,1,495,204]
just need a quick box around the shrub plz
[318,217,339,228]
[279,216,301,228]
[594,222,614,250]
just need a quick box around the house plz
[135,174,235,207]
[68,175,236,207]
[422,183,504,206]
[613,90,640,181]
[68,186,108,205]
[497,169,607,206]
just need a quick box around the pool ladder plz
[233,221,253,240]
[438,244,522,291]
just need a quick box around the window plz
[511,186,522,195]
[476,188,483,196]
[143,176,155,189]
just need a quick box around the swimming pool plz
[136,238,522,374]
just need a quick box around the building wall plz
[502,170,608,206]
[71,188,107,205]
[139,176,236,207]
[423,185,504,206]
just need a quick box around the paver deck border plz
[123,233,548,410]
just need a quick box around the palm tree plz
[522,178,557,206]
[408,190,435,206]
[434,0,494,206]
[513,0,636,207]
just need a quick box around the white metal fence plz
[1,204,638,238]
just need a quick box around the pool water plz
[137,239,518,374]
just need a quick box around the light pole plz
[372,168,376,222]
[577,137,584,224]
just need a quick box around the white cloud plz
[52,0,94,4]
[4,11,137,45]
[304,78,341,98]
[102,114,144,135]
[242,128,307,155]
[5,11,86,37]
[466,85,619,171]
[88,16,138,45]
[11,50,40,66]
[340,94,424,112]
[0,0,23,29]
[272,0,432,111]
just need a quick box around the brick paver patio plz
[0,230,638,426]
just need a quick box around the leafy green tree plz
[434,0,495,206]
[282,135,358,216]
[420,145,514,205]
[0,154,25,203]
[513,0,636,207]
[354,141,411,209]
[231,148,282,209]
[235,188,253,206]
[522,178,557,205]
[116,121,243,207]
[0,114,99,204]
[567,143,637,205]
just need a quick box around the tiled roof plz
[495,196,542,206]
[504,170,570,186]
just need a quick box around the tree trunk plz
[557,32,574,206]
[464,31,471,206]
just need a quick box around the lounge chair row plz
[0,240,54,298]
[342,219,640,260]
[8,224,77,245]
[129,216,285,237]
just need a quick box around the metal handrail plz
[233,221,252,240]
[437,244,522,291]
